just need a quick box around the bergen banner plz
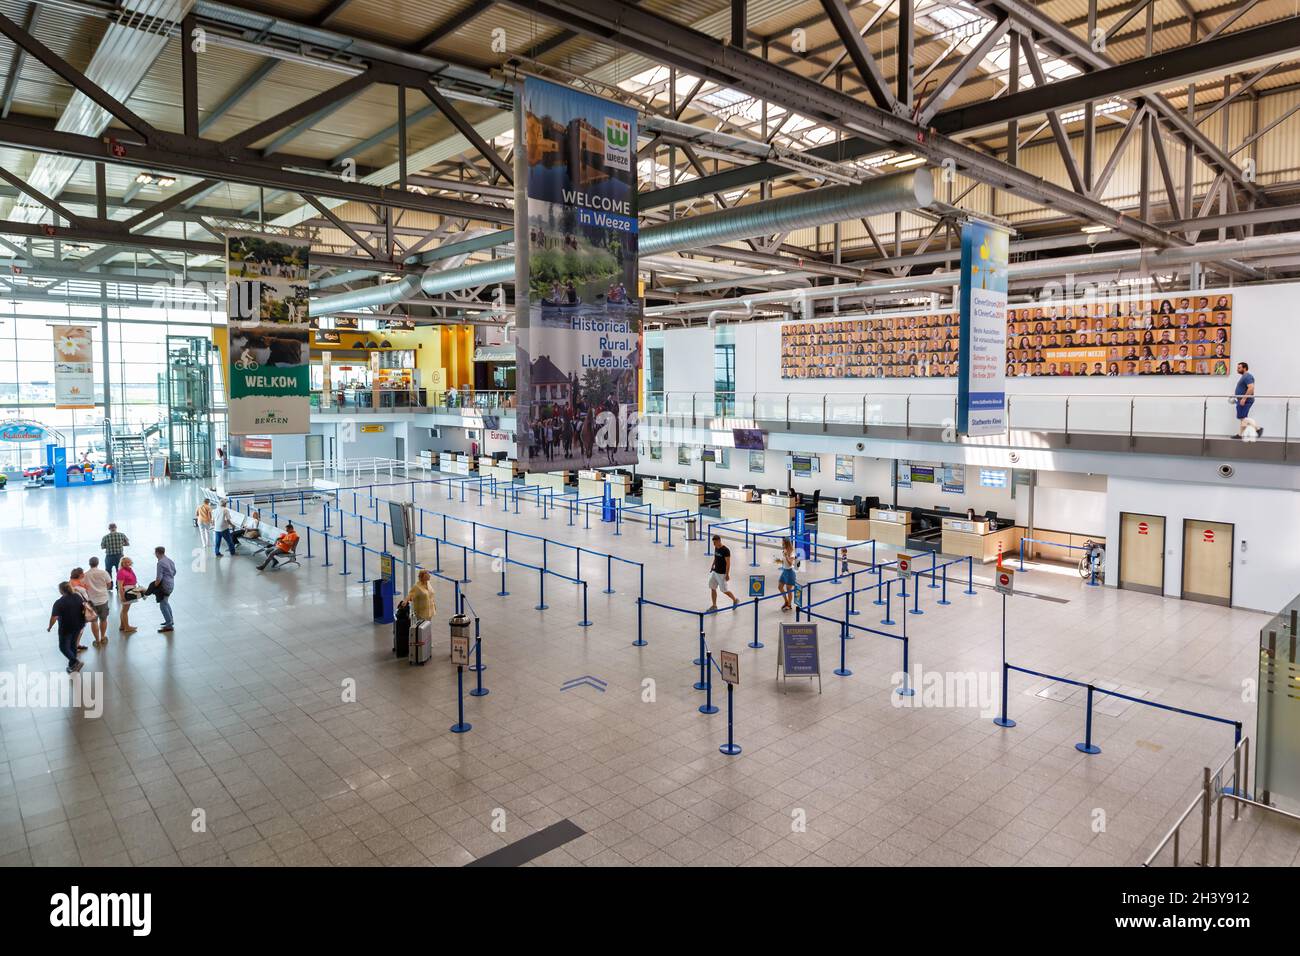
[225,231,311,435]
[957,220,1010,437]
[52,326,94,408]
[514,77,641,473]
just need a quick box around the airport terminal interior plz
[1,0,1299,875]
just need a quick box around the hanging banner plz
[53,326,94,408]
[225,232,311,435]
[957,220,1010,436]
[514,77,641,473]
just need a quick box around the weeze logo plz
[604,117,631,172]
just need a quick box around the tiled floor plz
[0,471,1282,867]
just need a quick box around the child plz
[840,547,850,576]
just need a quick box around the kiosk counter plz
[941,517,1024,564]
[720,487,762,523]
[641,477,673,509]
[442,453,474,476]
[869,508,912,547]
[668,483,705,512]
[818,499,870,540]
[524,471,569,493]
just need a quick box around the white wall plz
[1106,476,1300,611]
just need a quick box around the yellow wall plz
[309,324,475,395]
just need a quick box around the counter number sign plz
[995,568,1014,596]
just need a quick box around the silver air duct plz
[310,170,934,316]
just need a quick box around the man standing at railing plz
[1232,362,1261,439]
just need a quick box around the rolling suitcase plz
[393,603,410,658]
[410,619,432,666]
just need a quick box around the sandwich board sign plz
[776,622,821,694]
[896,552,915,579]
[995,568,1015,596]
[719,650,740,685]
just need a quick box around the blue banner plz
[957,221,1010,436]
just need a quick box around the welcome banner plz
[225,231,311,435]
[53,325,94,408]
[514,77,641,472]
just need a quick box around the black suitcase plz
[393,603,410,658]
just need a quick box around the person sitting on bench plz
[257,523,299,571]
[232,509,264,550]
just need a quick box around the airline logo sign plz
[995,568,1015,596]
[604,117,631,171]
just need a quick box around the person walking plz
[1232,361,1262,438]
[82,556,113,646]
[775,538,802,612]
[153,546,176,633]
[116,556,139,634]
[48,582,87,674]
[708,534,740,610]
[195,499,213,548]
[213,499,237,557]
[100,523,129,579]
[67,568,91,651]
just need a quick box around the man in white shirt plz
[82,556,113,646]
[214,499,237,557]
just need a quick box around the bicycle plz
[1078,539,1105,580]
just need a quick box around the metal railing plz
[644,389,1298,449]
[313,388,430,411]
[280,456,430,487]
[1144,736,1300,866]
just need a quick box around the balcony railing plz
[644,390,1299,455]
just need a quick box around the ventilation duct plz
[310,169,934,316]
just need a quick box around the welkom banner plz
[52,325,94,408]
[513,77,641,473]
[957,220,1010,436]
[225,231,311,435]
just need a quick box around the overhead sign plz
[360,425,386,433]
[995,568,1015,596]
[719,650,740,686]
[957,220,1010,436]
[52,326,94,409]
[515,77,641,475]
[777,623,821,693]
[226,231,311,436]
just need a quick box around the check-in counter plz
[869,508,912,547]
[524,471,569,493]
[603,472,631,500]
[761,492,797,528]
[442,453,474,476]
[579,470,629,502]
[641,477,672,509]
[479,457,519,484]
[667,483,705,512]
[1022,529,1105,564]
[720,487,763,523]
[941,518,1025,564]
[818,499,871,540]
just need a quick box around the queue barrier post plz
[694,617,707,690]
[536,568,547,610]
[461,546,469,584]
[909,574,924,616]
[699,652,719,715]
[874,563,886,606]
[469,633,488,697]
[340,538,350,576]
[928,551,940,589]
[965,555,977,596]
[849,571,860,616]
[720,682,741,756]
[450,665,471,734]
[937,564,951,605]
[1076,685,1102,754]
[834,621,852,678]
[842,592,854,638]
[749,598,763,649]
[579,582,591,628]
[896,637,914,697]
[880,578,895,627]
[322,529,331,568]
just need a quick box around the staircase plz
[110,433,151,482]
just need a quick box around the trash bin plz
[686,516,698,540]
[449,613,472,660]
[371,578,394,624]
